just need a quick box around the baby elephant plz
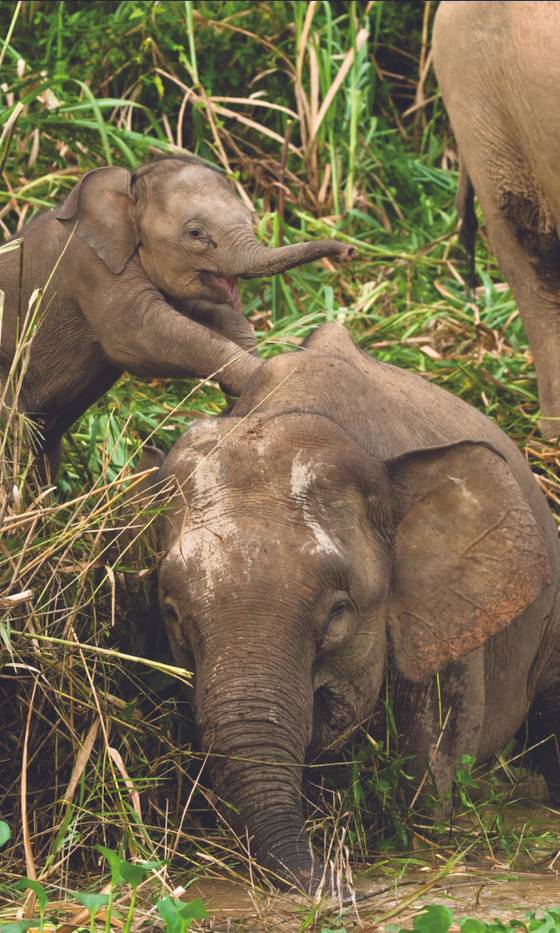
[133,323,560,889]
[0,156,353,476]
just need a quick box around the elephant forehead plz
[166,523,250,592]
[172,430,293,496]
[175,428,360,502]
[152,162,230,195]
[163,167,249,215]
[163,514,314,601]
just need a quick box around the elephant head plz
[133,353,551,889]
[53,158,354,305]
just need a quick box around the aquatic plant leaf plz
[15,879,48,915]
[0,923,40,933]
[460,920,489,933]
[413,905,454,933]
[156,895,208,933]
[73,892,110,913]
[0,822,11,849]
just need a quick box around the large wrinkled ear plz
[53,166,138,274]
[387,441,552,683]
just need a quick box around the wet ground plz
[184,869,560,933]
[185,870,560,931]
[183,796,560,931]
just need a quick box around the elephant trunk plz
[240,238,355,277]
[226,236,355,279]
[194,638,319,888]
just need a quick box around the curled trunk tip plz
[338,243,357,261]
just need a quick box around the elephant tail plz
[456,161,477,285]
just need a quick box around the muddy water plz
[185,869,560,931]
[366,872,560,930]
[183,796,560,930]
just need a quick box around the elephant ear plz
[53,166,138,274]
[387,440,552,683]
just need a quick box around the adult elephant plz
[0,156,353,476]
[132,323,560,890]
[433,1,560,439]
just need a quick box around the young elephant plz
[135,323,560,888]
[0,157,353,475]
[433,1,560,439]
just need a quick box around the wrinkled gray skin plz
[433,1,560,439]
[136,324,560,890]
[0,157,353,476]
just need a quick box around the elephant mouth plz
[203,272,241,311]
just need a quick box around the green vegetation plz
[390,904,560,933]
[0,836,206,932]
[0,0,558,929]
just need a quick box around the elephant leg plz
[177,299,257,355]
[524,678,560,805]
[466,180,560,440]
[394,651,485,818]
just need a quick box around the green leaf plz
[156,897,183,933]
[118,859,159,887]
[73,892,110,913]
[0,923,40,933]
[413,905,454,933]
[0,821,11,849]
[321,928,348,933]
[460,920,489,933]
[96,845,124,886]
[526,914,560,933]
[95,846,163,889]
[15,878,48,914]
[72,79,112,165]
[156,896,208,932]
[180,899,208,921]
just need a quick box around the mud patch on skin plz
[496,181,560,287]
[447,474,480,506]
[290,451,342,557]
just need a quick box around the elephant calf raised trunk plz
[236,239,356,279]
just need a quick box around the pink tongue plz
[223,275,240,310]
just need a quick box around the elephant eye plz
[163,598,179,625]
[319,594,353,650]
[187,226,205,241]
[329,598,349,619]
